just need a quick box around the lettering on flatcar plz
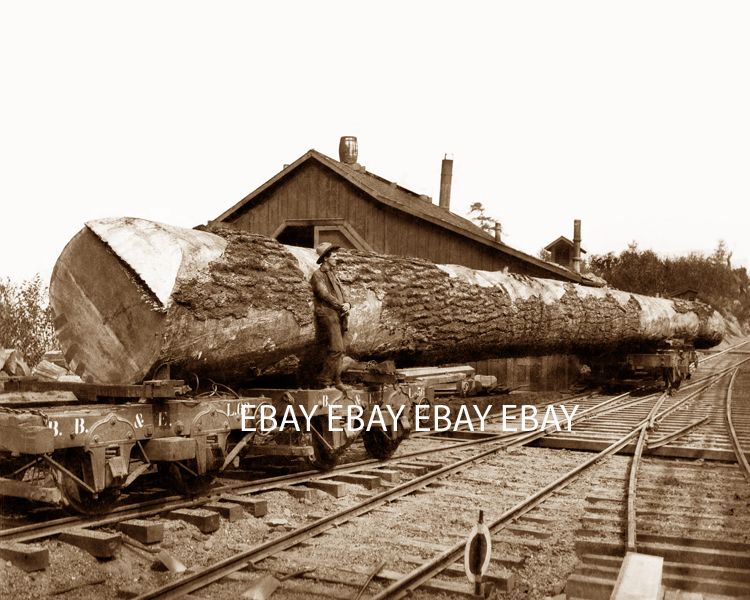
[157,411,170,427]
[74,418,86,435]
[47,420,61,437]
[225,401,253,417]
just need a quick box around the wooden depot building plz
[212,137,596,286]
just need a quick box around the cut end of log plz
[50,226,167,384]
[85,217,227,306]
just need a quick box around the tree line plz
[586,241,749,325]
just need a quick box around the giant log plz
[49,217,725,385]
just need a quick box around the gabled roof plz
[215,149,597,285]
[544,236,587,254]
[668,287,699,299]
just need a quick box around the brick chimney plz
[572,219,582,273]
[438,155,453,210]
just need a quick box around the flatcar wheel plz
[54,457,121,515]
[309,431,338,471]
[363,429,401,460]
[413,399,434,430]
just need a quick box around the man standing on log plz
[311,242,351,389]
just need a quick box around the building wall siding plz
[228,162,560,279]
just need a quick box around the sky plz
[1,1,748,286]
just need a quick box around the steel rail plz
[372,426,644,599]
[404,390,592,439]
[624,389,669,552]
[626,366,750,552]
[5,353,740,549]
[0,435,505,543]
[625,425,647,552]
[131,389,644,599]
[502,389,650,452]
[646,417,709,450]
[698,338,750,363]
[652,355,750,427]
[132,444,533,599]
[370,365,741,599]
[647,392,668,430]
[0,394,611,541]
[725,367,750,482]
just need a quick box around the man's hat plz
[315,242,340,264]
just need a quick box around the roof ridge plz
[214,147,596,286]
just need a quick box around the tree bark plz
[49,217,725,386]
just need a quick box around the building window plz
[276,225,315,247]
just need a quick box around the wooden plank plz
[637,533,750,554]
[332,474,381,489]
[0,542,49,571]
[575,539,750,569]
[537,436,739,462]
[60,528,121,558]
[166,509,220,533]
[565,573,615,600]
[1,378,186,400]
[397,365,476,377]
[221,494,268,517]
[610,552,663,600]
[117,519,164,544]
[0,477,61,504]
[204,501,244,522]
[399,554,514,591]
[306,480,348,498]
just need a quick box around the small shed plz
[544,236,587,271]
[669,287,699,301]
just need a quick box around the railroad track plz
[0,393,597,544]
[2,349,748,599]
[124,372,738,599]
[361,361,750,599]
[568,360,750,599]
[537,349,750,461]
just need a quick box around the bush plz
[587,241,750,326]
[0,275,59,365]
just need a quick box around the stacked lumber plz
[0,349,30,379]
[49,218,725,386]
[0,348,81,383]
[397,365,499,396]
[31,360,82,382]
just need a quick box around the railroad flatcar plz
[0,365,415,514]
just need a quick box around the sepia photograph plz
[1,2,748,599]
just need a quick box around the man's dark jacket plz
[310,265,348,352]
